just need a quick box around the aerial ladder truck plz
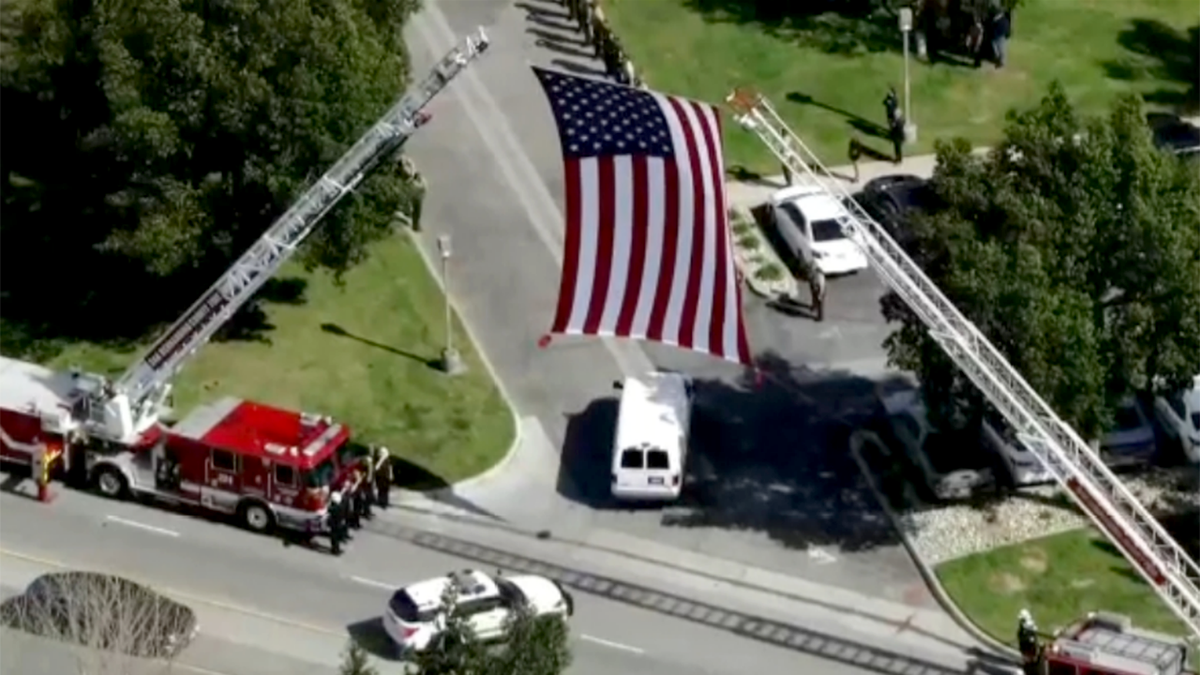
[0,29,490,505]
[725,89,1200,640]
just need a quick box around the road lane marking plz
[347,575,396,591]
[104,515,180,538]
[580,634,645,654]
[0,548,342,637]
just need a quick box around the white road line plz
[104,515,180,538]
[347,575,396,591]
[580,634,646,654]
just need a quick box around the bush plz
[754,263,784,281]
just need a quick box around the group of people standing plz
[325,445,394,556]
[560,0,640,87]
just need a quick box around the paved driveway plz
[403,0,928,606]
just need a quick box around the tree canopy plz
[883,82,1200,439]
[0,0,422,350]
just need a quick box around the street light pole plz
[899,7,918,143]
[436,234,465,375]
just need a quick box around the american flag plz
[533,68,752,365]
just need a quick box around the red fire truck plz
[1025,612,1195,675]
[0,29,491,533]
[0,357,357,533]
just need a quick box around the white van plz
[610,372,693,502]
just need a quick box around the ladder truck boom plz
[77,28,491,445]
[726,88,1200,637]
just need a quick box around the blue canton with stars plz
[534,67,674,160]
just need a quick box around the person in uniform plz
[809,266,827,322]
[362,450,377,518]
[374,446,393,509]
[346,473,363,529]
[328,492,347,556]
[1017,609,1041,673]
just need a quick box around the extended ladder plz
[726,88,1200,637]
[103,28,491,429]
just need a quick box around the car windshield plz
[305,458,336,488]
[1113,404,1143,432]
[496,579,528,609]
[811,218,845,242]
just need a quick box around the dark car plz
[1146,112,1200,159]
[0,572,198,658]
[855,174,939,250]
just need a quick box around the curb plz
[847,430,1023,661]
[730,205,796,300]
[402,228,525,494]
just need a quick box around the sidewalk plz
[375,485,992,665]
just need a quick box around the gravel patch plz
[897,467,1200,565]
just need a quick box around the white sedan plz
[1154,375,1200,463]
[768,185,869,276]
[382,569,573,654]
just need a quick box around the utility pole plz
[436,234,465,375]
[899,7,918,143]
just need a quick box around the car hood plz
[812,238,863,259]
[507,576,566,613]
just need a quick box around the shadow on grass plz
[213,277,310,345]
[786,91,891,141]
[319,322,436,369]
[1101,20,1199,114]
[681,0,904,56]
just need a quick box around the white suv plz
[768,185,869,276]
[1154,375,1200,463]
[382,569,573,654]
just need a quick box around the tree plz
[410,576,573,675]
[883,81,1200,440]
[339,639,379,675]
[0,571,195,674]
[0,0,422,347]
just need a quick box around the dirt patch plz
[1019,548,1048,574]
[991,572,1027,594]
[1070,578,1096,590]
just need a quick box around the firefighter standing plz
[346,472,363,529]
[809,267,827,322]
[328,492,347,556]
[1017,609,1041,674]
[374,446,393,509]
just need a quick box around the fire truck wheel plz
[238,501,275,533]
[93,466,129,499]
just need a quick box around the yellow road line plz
[0,547,344,637]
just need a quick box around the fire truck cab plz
[87,396,360,534]
[1037,612,1194,675]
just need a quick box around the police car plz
[382,569,573,653]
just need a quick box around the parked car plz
[1154,375,1200,463]
[767,185,869,276]
[879,387,995,501]
[0,572,198,658]
[1100,397,1158,467]
[382,568,573,654]
[983,396,1159,481]
[980,408,1055,487]
[855,174,938,250]
[1146,112,1200,159]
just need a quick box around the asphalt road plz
[0,488,957,675]
[402,0,923,604]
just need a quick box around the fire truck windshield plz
[305,458,336,488]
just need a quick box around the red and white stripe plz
[552,94,751,365]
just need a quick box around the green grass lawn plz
[605,0,1197,173]
[936,527,1189,644]
[40,235,514,486]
